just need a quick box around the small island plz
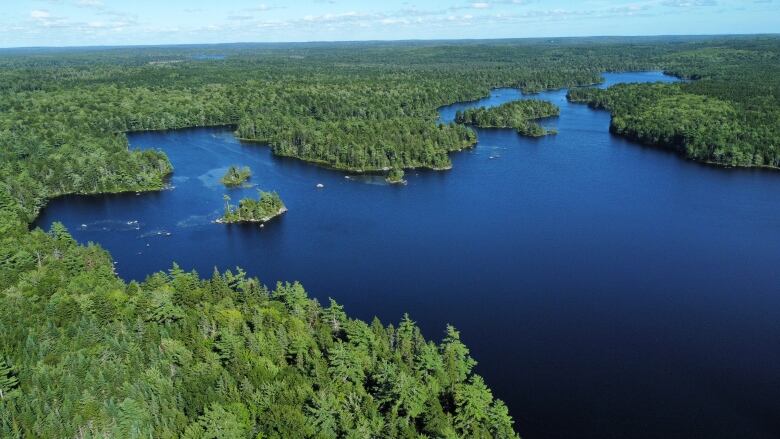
[220,165,252,187]
[385,168,407,184]
[218,191,287,225]
[456,99,560,137]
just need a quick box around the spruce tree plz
[0,358,19,400]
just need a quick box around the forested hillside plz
[0,221,517,438]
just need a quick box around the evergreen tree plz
[441,325,477,389]
[0,358,19,400]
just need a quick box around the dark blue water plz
[36,72,780,439]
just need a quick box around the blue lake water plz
[35,72,780,439]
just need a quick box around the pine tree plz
[49,221,76,245]
[0,358,20,400]
[441,325,477,389]
[488,399,520,439]
[323,298,347,337]
[328,341,364,386]
[306,390,340,438]
[396,314,421,367]
[454,375,493,437]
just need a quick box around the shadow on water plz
[34,72,780,439]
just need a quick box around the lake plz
[35,72,780,439]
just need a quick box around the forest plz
[566,44,780,167]
[0,223,516,438]
[567,82,780,167]
[455,100,560,137]
[2,36,780,438]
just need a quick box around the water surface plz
[36,72,780,439]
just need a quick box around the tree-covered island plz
[218,191,287,225]
[220,165,252,187]
[455,100,560,137]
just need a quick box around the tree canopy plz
[456,100,560,137]
[0,223,518,438]
[221,191,286,224]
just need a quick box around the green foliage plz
[567,43,780,167]
[0,358,20,401]
[456,99,560,137]
[0,225,519,438]
[386,168,406,184]
[221,166,252,187]
[182,403,251,439]
[221,191,286,224]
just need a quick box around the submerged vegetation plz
[456,100,560,137]
[220,191,286,224]
[221,165,252,187]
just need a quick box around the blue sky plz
[1,0,778,48]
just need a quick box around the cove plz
[35,72,780,439]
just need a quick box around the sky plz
[0,0,778,48]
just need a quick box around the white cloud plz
[30,10,51,19]
[76,0,104,7]
[662,0,717,6]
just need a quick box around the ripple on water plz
[80,219,142,232]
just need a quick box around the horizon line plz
[1,32,778,51]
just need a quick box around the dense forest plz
[567,80,780,167]
[455,100,560,137]
[2,36,780,438]
[0,223,517,438]
[220,191,287,224]
[566,44,780,167]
